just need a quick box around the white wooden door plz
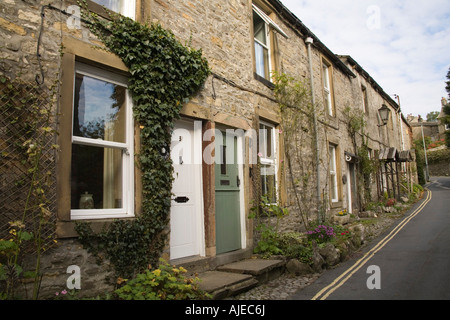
[170,120,203,260]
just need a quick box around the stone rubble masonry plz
[0,0,415,298]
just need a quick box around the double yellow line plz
[311,189,433,300]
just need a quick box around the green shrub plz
[283,244,313,264]
[114,259,211,300]
[413,183,424,193]
[253,224,283,258]
[250,196,289,258]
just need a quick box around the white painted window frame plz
[322,62,333,116]
[120,0,136,19]
[329,144,339,203]
[252,4,288,38]
[259,121,278,204]
[253,8,272,80]
[92,0,136,19]
[71,62,134,220]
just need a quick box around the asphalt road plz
[290,176,450,300]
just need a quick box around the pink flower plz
[61,289,67,295]
[257,152,263,157]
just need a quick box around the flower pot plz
[333,214,350,225]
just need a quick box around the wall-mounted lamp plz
[378,105,391,127]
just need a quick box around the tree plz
[426,111,439,122]
[444,68,450,147]
[446,68,450,95]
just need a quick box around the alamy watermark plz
[66,265,81,290]
[66,5,81,30]
[171,121,275,166]
[366,265,381,290]
[366,5,381,30]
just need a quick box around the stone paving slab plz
[217,259,285,276]
[198,271,258,299]
[198,271,254,291]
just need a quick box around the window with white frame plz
[91,0,135,19]
[259,122,278,203]
[71,62,134,220]
[252,4,287,83]
[329,144,339,203]
[322,60,334,116]
[253,9,271,80]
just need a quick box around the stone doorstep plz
[172,248,254,276]
[217,259,285,282]
[198,271,259,300]
[198,259,286,299]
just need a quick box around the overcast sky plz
[280,0,450,118]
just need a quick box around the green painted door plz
[215,132,241,254]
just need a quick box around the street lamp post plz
[421,123,430,182]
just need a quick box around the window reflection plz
[91,0,121,12]
[73,73,126,143]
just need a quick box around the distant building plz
[409,98,448,142]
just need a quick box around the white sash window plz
[329,144,339,203]
[252,4,287,81]
[259,122,278,204]
[71,62,134,220]
[323,63,333,116]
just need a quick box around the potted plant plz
[333,209,350,225]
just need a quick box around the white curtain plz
[254,42,265,78]
[103,124,115,209]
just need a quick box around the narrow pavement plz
[290,177,450,300]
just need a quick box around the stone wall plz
[0,0,61,85]
[429,161,450,177]
[428,148,450,176]
[20,240,115,299]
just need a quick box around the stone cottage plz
[0,0,416,298]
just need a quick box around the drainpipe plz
[394,95,405,151]
[306,36,322,223]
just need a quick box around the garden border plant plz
[249,195,289,258]
[114,258,211,300]
[74,2,210,279]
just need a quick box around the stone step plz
[198,271,259,300]
[172,248,253,276]
[198,259,286,299]
[217,259,285,284]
